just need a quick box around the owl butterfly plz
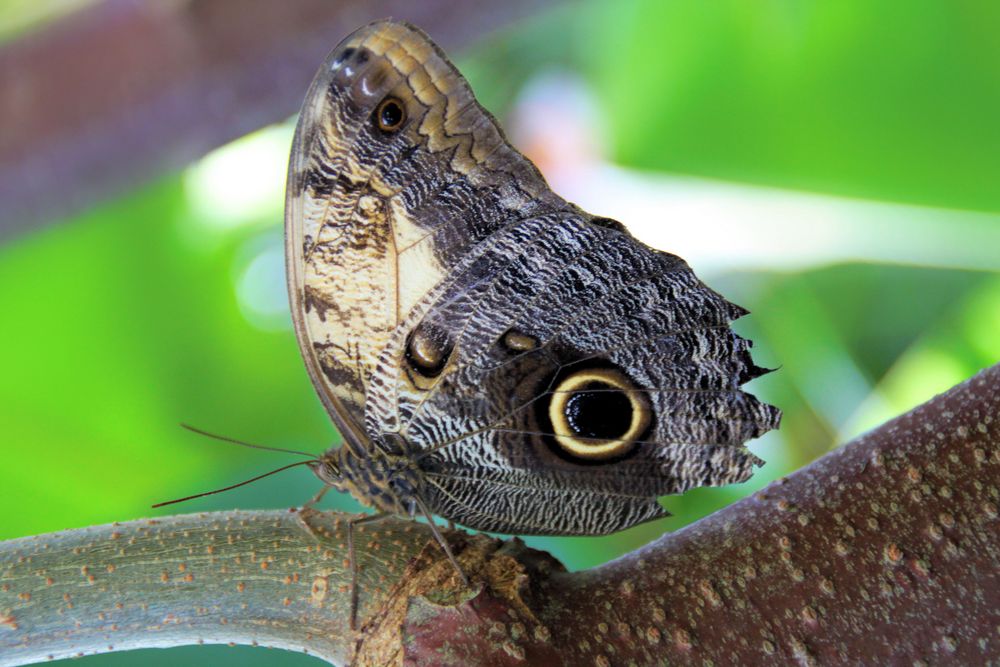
[285,20,779,624]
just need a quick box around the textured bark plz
[0,0,550,238]
[2,365,998,666]
[530,366,1000,666]
[0,508,541,665]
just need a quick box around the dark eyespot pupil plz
[379,101,403,129]
[333,47,355,67]
[564,382,633,440]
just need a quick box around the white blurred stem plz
[510,70,1000,277]
[557,164,1000,277]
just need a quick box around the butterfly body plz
[313,437,423,517]
[287,21,780,540]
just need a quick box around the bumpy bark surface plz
[2,364,998,666]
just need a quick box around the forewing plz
[285,20,566,448]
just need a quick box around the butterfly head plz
[308,448,343,488]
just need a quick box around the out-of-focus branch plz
[0,0,552,238]
[2,365,998,666]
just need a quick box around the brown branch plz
[0,0,552,238]
[2,365,998,666]
[394,364,1000,665]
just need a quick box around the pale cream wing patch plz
[285,21,557,448]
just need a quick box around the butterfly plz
[283,19,780,628]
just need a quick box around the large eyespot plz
[547,368,651,461]
[405,322,453,379]
[375,96,406,132]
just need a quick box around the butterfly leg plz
[303,484,331,509]
[347,512,391,631]
[414,496,469,587]
[293,485,333,544]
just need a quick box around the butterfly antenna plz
[151,460,316,508]
[179,423,316,459]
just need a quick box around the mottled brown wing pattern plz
[286,20,567,451]
[368,212,779,534]
[287,19,780,536]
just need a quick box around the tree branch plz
[2,365,998,666]
[0,508,544,665]
[0,0,551,238]
[533,364,1000,665]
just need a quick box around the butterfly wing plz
[373,213,780,535]
[285,20,566,450]
[288,19,780,535]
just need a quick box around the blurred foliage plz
[586,1,1000,213]
[0,0,92,40]
[1,1,998,665]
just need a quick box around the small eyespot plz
[331,47,356,69]
[547,368,650,461]
[405,322,453,379]
[501,329,538,353]
[375,97,406,132]
[330,47,368,76]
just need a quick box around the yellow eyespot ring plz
[375,97,406,132]
[547,368,650,460]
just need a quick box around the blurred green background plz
[2,1,999,665]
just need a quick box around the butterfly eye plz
[547,368,650,461]
[375,97,407,132]
[405,323,453,378]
